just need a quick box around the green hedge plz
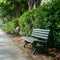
[2,19,19,34]
[19,0,60,49]
[2,21,15,33]
[19,9,49,36]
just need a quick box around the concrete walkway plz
[0,29,29,60]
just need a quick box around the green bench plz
[21,29,50,54]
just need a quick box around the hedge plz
[2,19,19,34]
[19,0,60,49]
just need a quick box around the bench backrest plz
[31,29,50,40]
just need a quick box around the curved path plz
[0,29,29,60]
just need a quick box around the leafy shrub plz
[19,0,60,49]
[2,18,19,34]
[19,11,33,36]
[2,21,15,33]
[19,8,49,36]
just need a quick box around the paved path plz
[0,29,29,60]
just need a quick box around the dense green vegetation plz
[19,0,60,35]
[19,0,60,49]
[2,21,14,33]
[0,0,28,22]
[2,19,19,33]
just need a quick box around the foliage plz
[19,7,49,36]
[0,0,28,22]
[19,0,60,49]
[19,11,32,36]
[2,19,19,33]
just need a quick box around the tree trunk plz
[28,0,34,10]
[16,7,20,18]
[36,0,42,7]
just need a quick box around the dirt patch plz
[7,34,60,60]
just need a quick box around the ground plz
[7,34,60,60]
[0,29,31,60]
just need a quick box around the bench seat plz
[22,36,47,44]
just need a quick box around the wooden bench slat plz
[33,29,50,31]
[31,33,49,37]
[31,34,48,39]
[32,32,49,35]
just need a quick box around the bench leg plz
[33,46,40,55]
[33,48,38,55]
[24,41,30,48]
[32,41,37,48]
[32,41,38,55]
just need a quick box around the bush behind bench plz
[19,0,60,50]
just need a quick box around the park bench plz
[21,29,50,54]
